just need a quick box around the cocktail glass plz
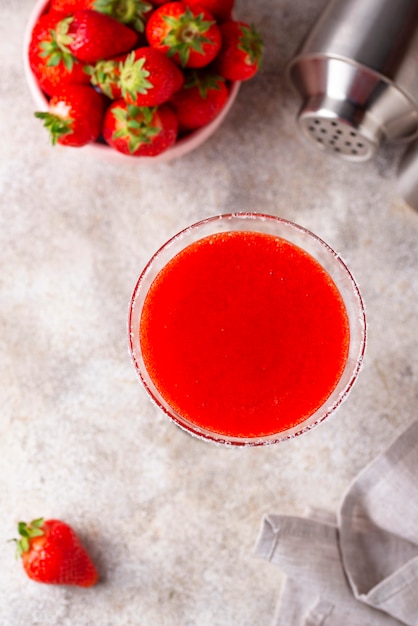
[128,213,366,446]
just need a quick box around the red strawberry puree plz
[139,231,350,439]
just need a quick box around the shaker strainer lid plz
[287,54,418,163]
[297,93,380,163]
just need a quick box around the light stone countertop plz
[1,1,418,624]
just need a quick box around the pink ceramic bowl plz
[23,0,240,163]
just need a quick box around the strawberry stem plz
[35,112,74,145]
[238,24,263,67]
[112,105,160,153]
[184,69,224,98]
[15,518,45,558]
[86,59,120,98]
[119,52,153,102]
[93,0,152,32]
[162,8,215,67]
[39,18,77,71]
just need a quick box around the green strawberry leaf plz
[30,518,45,530]
[112,105,160,153]
[15,518,45,557]
[35,112,73,145]
[238,24,264,67]
[87,59,120,98]
[93,0,152,32]
[184,70,224,98]
[161,7,216,67]
[119,52,153,102]
[39,19,77,71]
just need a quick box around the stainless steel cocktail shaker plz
[398,141,418,211]
[286,0,418,162]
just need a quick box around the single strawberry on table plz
[28,10,90,96]
[170,70,228,131]
[88,47,184,105]
[35,84,106,147]
[103,101,178,156]
[215,20,263,81]
[15,518,98,587]
[145,2,221,68]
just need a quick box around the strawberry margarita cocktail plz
[129,214,366,446]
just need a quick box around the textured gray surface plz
[1,0,418,624]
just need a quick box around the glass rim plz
[128,212,367,447]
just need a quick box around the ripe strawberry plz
[145,2,221,68]
[215,21,263,81]
[54,10,138,64]
[28,11,90,96]
[93,0,154,32]
[183,0,234,22]
[49,0,96,11]
[103,101,178,155]
[50,0,153,32]
[89,47,183,104]
[85,56,123,99]
[15,518,98,587]
[170,70,228,131]
[35,84,105,147]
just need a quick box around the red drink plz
[129,214,366,445]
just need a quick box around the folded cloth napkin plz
[255,420,418,626]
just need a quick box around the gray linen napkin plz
[255,420,418,626]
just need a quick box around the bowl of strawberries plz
[24,0,263,162]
